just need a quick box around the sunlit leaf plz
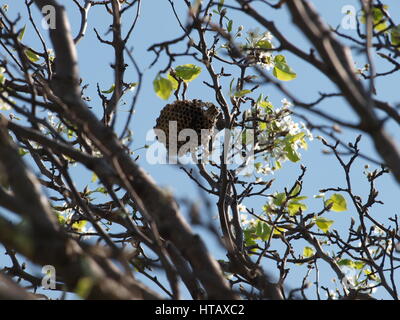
[167,73,179,90]
[18,25,26,41]
[325,193,347,212]
[91,172,98,183]
[174,64,202,82]
[315,217,334,233]
[288,201,307,216]
[338,258,353,267]
[284,142,300,162]
[361,5,389,32]
[390,25,400,47]
[273,192,286,206]
[153,75,173,100]
[72,220,87,232]
[272,55,297,81]
[75,277,94,299]
[255,40,272,50]
[234,89,251,97]
[25,49,40,62]
[303,246,315,258]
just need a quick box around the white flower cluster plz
[244,97,313,177]
[245,29,275,70]
[237,204,257,227]
[0,67,11,111]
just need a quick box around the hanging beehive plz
[154,99,220,153]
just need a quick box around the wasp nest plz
[154,99,220,153]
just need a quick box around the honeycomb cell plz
[154,99,220,153]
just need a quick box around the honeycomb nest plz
[154,99,220,153]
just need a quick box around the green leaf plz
[24,49,40,62]
[338,258,353,267]
[253,221,273,241]
[91,172,98,183]
[75,277,94,299]
[284,142,300,162]
[325,193,347,212]
[337,258,365,270]
[93,186,108,194]
[258,100,273,109]
[234,89,251,97]
[56,213,66,225]
[255,40,272,50]
[153,75,173,100]
[364,269,380,282]
[288,201,307,216]
[67,129,75,139]
[261,223,272,241]
[353,261,366,270]
[390,25,400,47]
[167,73,179,90]
[286,132,305,144]
[254,162,262,171]
[18,25,26,41]
[257,93,273,109]
[218,0,224,13]
[273,192,286,206]
[289,182,301,197]
[19,148,28,157]
[315,217,334,233]
[227,20,233,32]
[272,55,297,81]
[243,228,257,247]
[101,84,115,94]
[72,220,87,232]
[174,64,202,82]
[303,246,315,258]
[259,121,267,131]
[361,5,389,32]
[127,82,138,90]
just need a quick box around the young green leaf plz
[259,222,272,241]
[325,193,347,212]
[255,40,272,50]
[101,84,115,94]
[234,89,252,97]
[288,201,307,216]
[315,217,334,233]
[167,73,179,90]
[361,5,389,32]
[303,246,315,258]
[390,25,400,47]
[25,49,40,62]
[91,172,98,183]
[174,64,202,82]
[75,277,94,299]
[153,75,173,100]
[338,258,353,267]
[273,55,297,81]
[218,0,224,13]
[273,192,286,206]
[284,142,301,162]
[18,25,26,41]
[227,20,233,32]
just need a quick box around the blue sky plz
[0,0,399,299]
